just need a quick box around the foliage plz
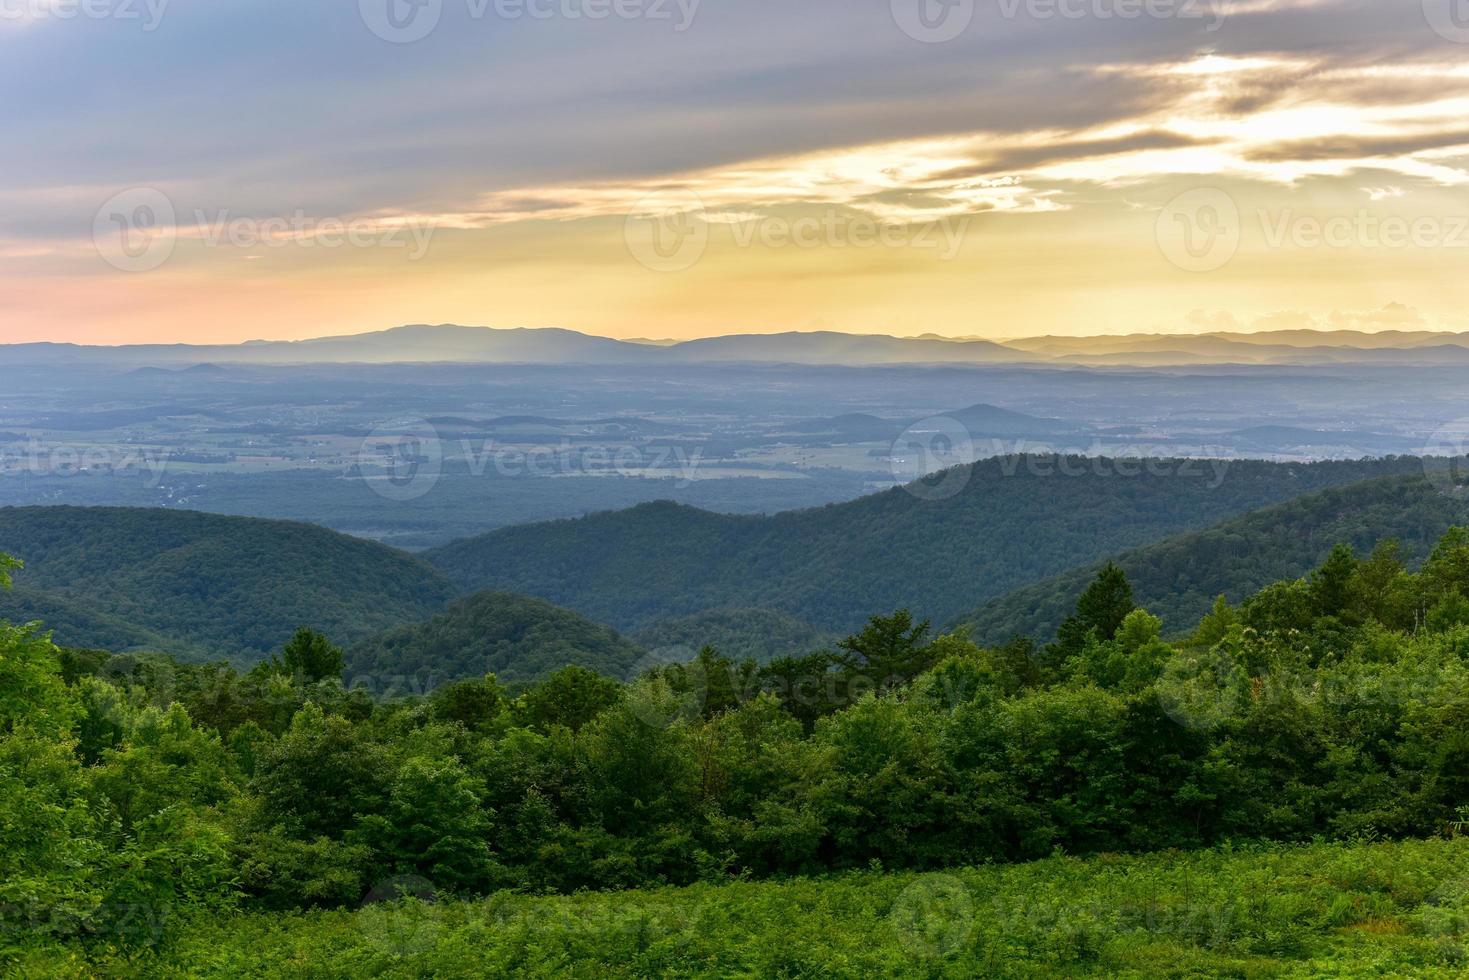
[37,838,1469,977]
[425,457,1427,634]
[345,590,646,686]
[9,521,1469,973]
[965,475,1469,643]
[633,607,830,664]
[267,628,344,684]
[0,507,457,661]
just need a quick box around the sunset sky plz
[5,0,1469,345]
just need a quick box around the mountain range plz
[2,456,1462,684]
[960,475,1469,644]
[11,323,1469,368]
[421,456,1427,636]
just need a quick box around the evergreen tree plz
[1051,563,1136,659]
[1191,595,1239,647]
[269,627,344,684]
[836,609,933,682]
[1308,543,1358,619]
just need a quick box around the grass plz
[14,837,1469,978]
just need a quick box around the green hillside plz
[962,475,1469,643]
[634,607,831,663]
[0,506,457,660]
[87,838,1469,978]
[346,590,646,685]
[425,456,1426,633]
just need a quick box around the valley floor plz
[21,837,1469,978]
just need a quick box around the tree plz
[0,553,19,590]
[758,650,848,730]
[1191,595,1239,648]
[251,704,387,838]
[0,553,75,737]
[1052,563,1136,660]
[1423,526,1469,599]
[430,675,507,730]
[268,627,344,684]
[1308,543,1358,620]
[349,755,495,892]
[515,665,622,732]
[1350,540,1408,627]
[836,609,933,683]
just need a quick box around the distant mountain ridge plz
[423,456,1429,636]
[960,475,1469,643]
[0,506,457,660]
[346,590,646,685]
[9,323,1469,368]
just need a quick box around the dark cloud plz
[1247,130,1469,162]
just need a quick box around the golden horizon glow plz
[7,20,1469,346]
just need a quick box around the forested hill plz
[346,590,646,685]
[0,506,457,660]
[633,608,832,664]
[961,475,1469,643]
[424,456,1427,634]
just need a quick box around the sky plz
[4,0,1469,345]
